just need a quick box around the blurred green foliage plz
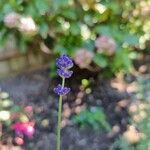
[72,106,111,131]
[0,0,149,75]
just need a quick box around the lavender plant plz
[54,54,73,150]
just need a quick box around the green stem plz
[56,78,65,150]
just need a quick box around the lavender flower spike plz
[54,84,70,95]
[56,54,73,69]
[54,54,73,150]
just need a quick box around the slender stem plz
[56,78,65,150]
[0,123,2,148]
[62,77,65,88]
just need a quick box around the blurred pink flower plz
[12,122,35,138]
[24,105,33,113]
[95,35,116,56]
[4,12,20,28]
[74,48,94,68]
[18,16,38,35]
[15,137,24,145]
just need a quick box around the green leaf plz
[54,44,68,55]
[83,39,95,51]
[124,34,139,45]
[35,0,49,14]
[52,0,69,11]
[84,14,94,26]
[24,4,37,17]
[111,49,132,72]
[94,26,111,36]
[39,22,49,39]
[62,9,77,20]
[93,54,108,68]
[2,4,13,14]
[70,23,80,35]
[11,105,22,112]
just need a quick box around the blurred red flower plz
[12,121,35,138]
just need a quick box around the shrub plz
[0,0,145,75]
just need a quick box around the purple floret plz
[57,69,73,78]
[56,54,73,69]
[54,84,70,95]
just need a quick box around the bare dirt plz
[0,67,130,150]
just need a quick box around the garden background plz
[0,0,149,149]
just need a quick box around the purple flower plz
[54,55,73,96]
[54,84,70,95]
[56,54,73,69]
[57,69,73,78]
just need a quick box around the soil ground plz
[0,67,130,150]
